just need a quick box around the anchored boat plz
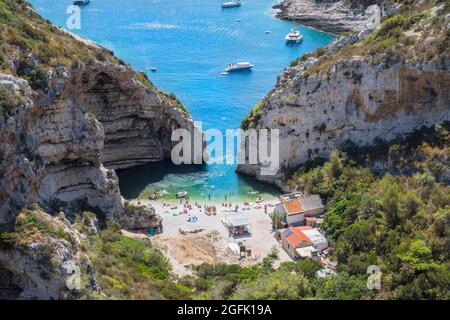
[176,191,188,199]
[285,28,303,45]
[73,0,90,5]
[225,62,254,73]
[221,0,241,8]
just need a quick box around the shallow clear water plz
[30,0,334,201]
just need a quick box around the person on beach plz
[264,204,267,214]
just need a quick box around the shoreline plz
[130,195,279,208]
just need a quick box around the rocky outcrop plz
[237,54,450,186]
[274,0,387,34]
[0,210,99,300]
[118,203,162,230]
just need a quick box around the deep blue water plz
[30,0,334,201]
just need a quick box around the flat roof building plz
[278,226,328,259]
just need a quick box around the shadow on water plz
[117,159,281,200]
[116,160,208,199]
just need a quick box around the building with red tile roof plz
[274,193,325,226]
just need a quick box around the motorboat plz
[149,66,157,72]
[285,28,303,45]
[225,62,254,72]
[221,0,241,8]
[73,0,90,5]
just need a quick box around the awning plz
[223,213,250,227]
[295,246,317,258]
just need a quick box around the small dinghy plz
[176,191,188,199]
[149,67,157,72]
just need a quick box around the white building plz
[301,228,328,252]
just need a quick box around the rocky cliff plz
[0,0,193,298]
[239,1,450,187]
[66,63,194,170]
[0,210,99,299]
[0,0,196,227]
[274,0,397,34]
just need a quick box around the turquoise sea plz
[29,0,335,201]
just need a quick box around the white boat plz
[176,191,188,199]
[149,67,157,72]
[221,0,241,8]
[225,62,254,72]
[73,0,90,5]
[285,28,303,45]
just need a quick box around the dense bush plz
[0,84,16,115]
[287,146,450,299]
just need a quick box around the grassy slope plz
[0,0,188,114]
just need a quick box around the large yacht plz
[285,28,303,45]
[225,62,254,72]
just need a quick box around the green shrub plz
[0,84,16,115]
[241,100,262,129]
[377,15,406,37]
[26,64,48,91]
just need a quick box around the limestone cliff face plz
[0,72,123,231]
[237,50,450,186]
[0,210,99,299]
[0,0,190,297]
[0,41,196,231]
[0,0,198,232]
[65,63,196,170]
[275,0,384,34]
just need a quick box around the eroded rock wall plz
[64,63,197,170]
[237,59,450,186]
